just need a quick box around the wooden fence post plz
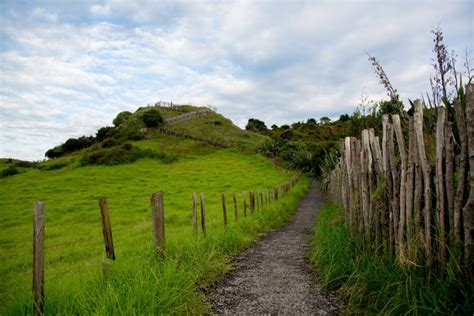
[250,192,255,214]
[414,100,433,264]
[200,193,206,236]
[435,107,447,265]
[453,98,468,260]
[192,193,198,236]
[233,192,238,221]
[151,192,166,251]
[464,83,474,264]
[393,114,408,258]
[33,202,44,316]
[99,197,115,260]
[243,192,247,217]
[222,193,228,227]
[260,191,264,208]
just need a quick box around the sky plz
[0,0,473,161]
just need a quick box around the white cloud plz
[0,0,472,160]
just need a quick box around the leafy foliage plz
[113,111,133,127]
[245,118,268,133]
[142,108,164,128]
[0,166,20,178]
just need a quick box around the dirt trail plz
[210,181,339,315]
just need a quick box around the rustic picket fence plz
[27,175,301,315]
[322,83,473,270]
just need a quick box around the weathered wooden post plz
[243,192,247,217]
[99,197,115,260]
[233,192,238,220]
[435,107,447,265]
[414,100,433,265]
[250,192,255,214]
[200,193,206,236]
[192,193,198,236]
[463,83,474,264]
[393,114,408,257]
[222,193,228,227]
[33,202,44,316]
[151,192,166,251]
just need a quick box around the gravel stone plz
[210,181,340,315]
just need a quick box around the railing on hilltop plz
[322,83,473,271]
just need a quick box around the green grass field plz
[0,133,305,314]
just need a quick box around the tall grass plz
[310,204,474,315]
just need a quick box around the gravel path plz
[210,180,340,315]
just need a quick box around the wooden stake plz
[192,193,198,236]
[445,122,455,244]
[233,192,238,221]
[435,107,447,264]
[200,193,206,237]
[99,197,115,260]
[222,193,228,227]
[393,114,408,257]
[250,191,255,214]
[243,192,247,217]
[463,83,474,263]
[414,100,433,264]
[33,202,44,316]
[151,192,166,251]
[453,98,468,255]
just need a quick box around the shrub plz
[1,166,19,178]
[81,144,176,166]
[101,138,121,148]
[113,111,133,127]
[142,109,163,128]
[37,161,69,171]
[45,146,65,159]
[12,160,38,168]
[245,118,268,133]
[96,126,115,141]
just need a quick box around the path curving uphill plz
[211,181,340,315]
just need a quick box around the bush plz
[12,160,38,168]
[113,111,133,127]
[96,126,115,141]
[37,161,69,171]
[142,109,163,128]
[1,166,20,178]
[81,144,176,166]
[45,146,65,159]
[101,138,122,148]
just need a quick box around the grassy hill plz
[0,106,306,314]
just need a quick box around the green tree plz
[113,111,133,127]
[142,109,163,128]
[245,118,268,133]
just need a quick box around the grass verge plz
[309,204,474,315]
